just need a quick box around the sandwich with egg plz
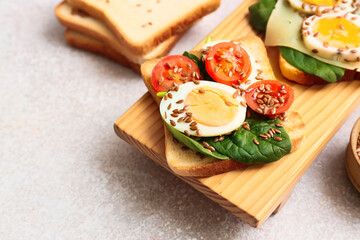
[141,35,305,177]
[249,0,360,85]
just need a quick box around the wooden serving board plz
[114,0,360,227]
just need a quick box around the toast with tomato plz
[140,35,305,177]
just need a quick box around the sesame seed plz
[214,66,219,72]
[199,89,205,94]
[207,57,213,61]
[218,136,225,141]
[225,58,232,63]
[187,63,191,69]
[180,77,188,81]
[159,76,164,85]
[190,121,197,126]
[279,89,287,94]
[225,101,233,106]
[208,146,215,152]
[271,108,276,115]
[240,101,247,107]
[256,108,263,114]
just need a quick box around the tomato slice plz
[245,80,294,116]
[151,55,200,93]
[205,42,251,86]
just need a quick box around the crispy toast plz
[55,1,181,66]
[67,0,221,55]
[141,35,305,177]
[64,29,141,72]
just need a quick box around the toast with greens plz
[140,35,305,177]
[249,0,360,85]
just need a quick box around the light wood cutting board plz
[114,0,360,227]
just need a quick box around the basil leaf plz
[182,51,200,64]
[157,92,167,97]
[183,51,214,81]
[203,112,291,164]
[249,0,276,32]
[205,36,212,44]
[279,46,345,82]
[164,122,229,160]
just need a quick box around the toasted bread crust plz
[141,35,305,177]
[55,1,181,65]
[64,29,141,73]
[67,0,220,55]
[279,50,358,85]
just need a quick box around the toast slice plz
[67,0,221,55]
[279,51,358,85]
[141,35,305,177]
[64,29,141,72]
[55,1,181,66]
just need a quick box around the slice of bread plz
[64,29,141,72]
[55,1,181,65]
[67,0,221,55]
[140,35,305,177]
[279,50,358,85]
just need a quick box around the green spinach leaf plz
[164,122,229,160]
[183,51,214,81]
[203,112,291,164]
[279,46,345,82]
[249,0,277,32]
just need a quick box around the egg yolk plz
[184,86,239,127]
[312,17,360,49]
[302,0,337,6]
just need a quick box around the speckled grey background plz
[1,0,360,239]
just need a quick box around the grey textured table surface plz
[1,0,360,239]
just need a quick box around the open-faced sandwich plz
[141,35,305,177]
[249,0,360,84]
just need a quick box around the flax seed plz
[253,139,259,145]
[199,89,205,94]
[177,117,184,123]
[274,137,282,141]
[170,120,176,126]
[240,101,247,107]
[167,103,171,110]
[276,123,284,127]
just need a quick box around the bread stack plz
[55,0,221,73]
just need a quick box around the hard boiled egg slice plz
[287,0,359,14]
[302,12,360,62]
[160,81,247,137]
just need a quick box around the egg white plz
[302,12,360,62]
[160,81,247,137]
[201,40,263,90]
[287,0,360,14]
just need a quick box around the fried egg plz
[287,0,359,14]
[302,12,360,62]
[160,81,247,137]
